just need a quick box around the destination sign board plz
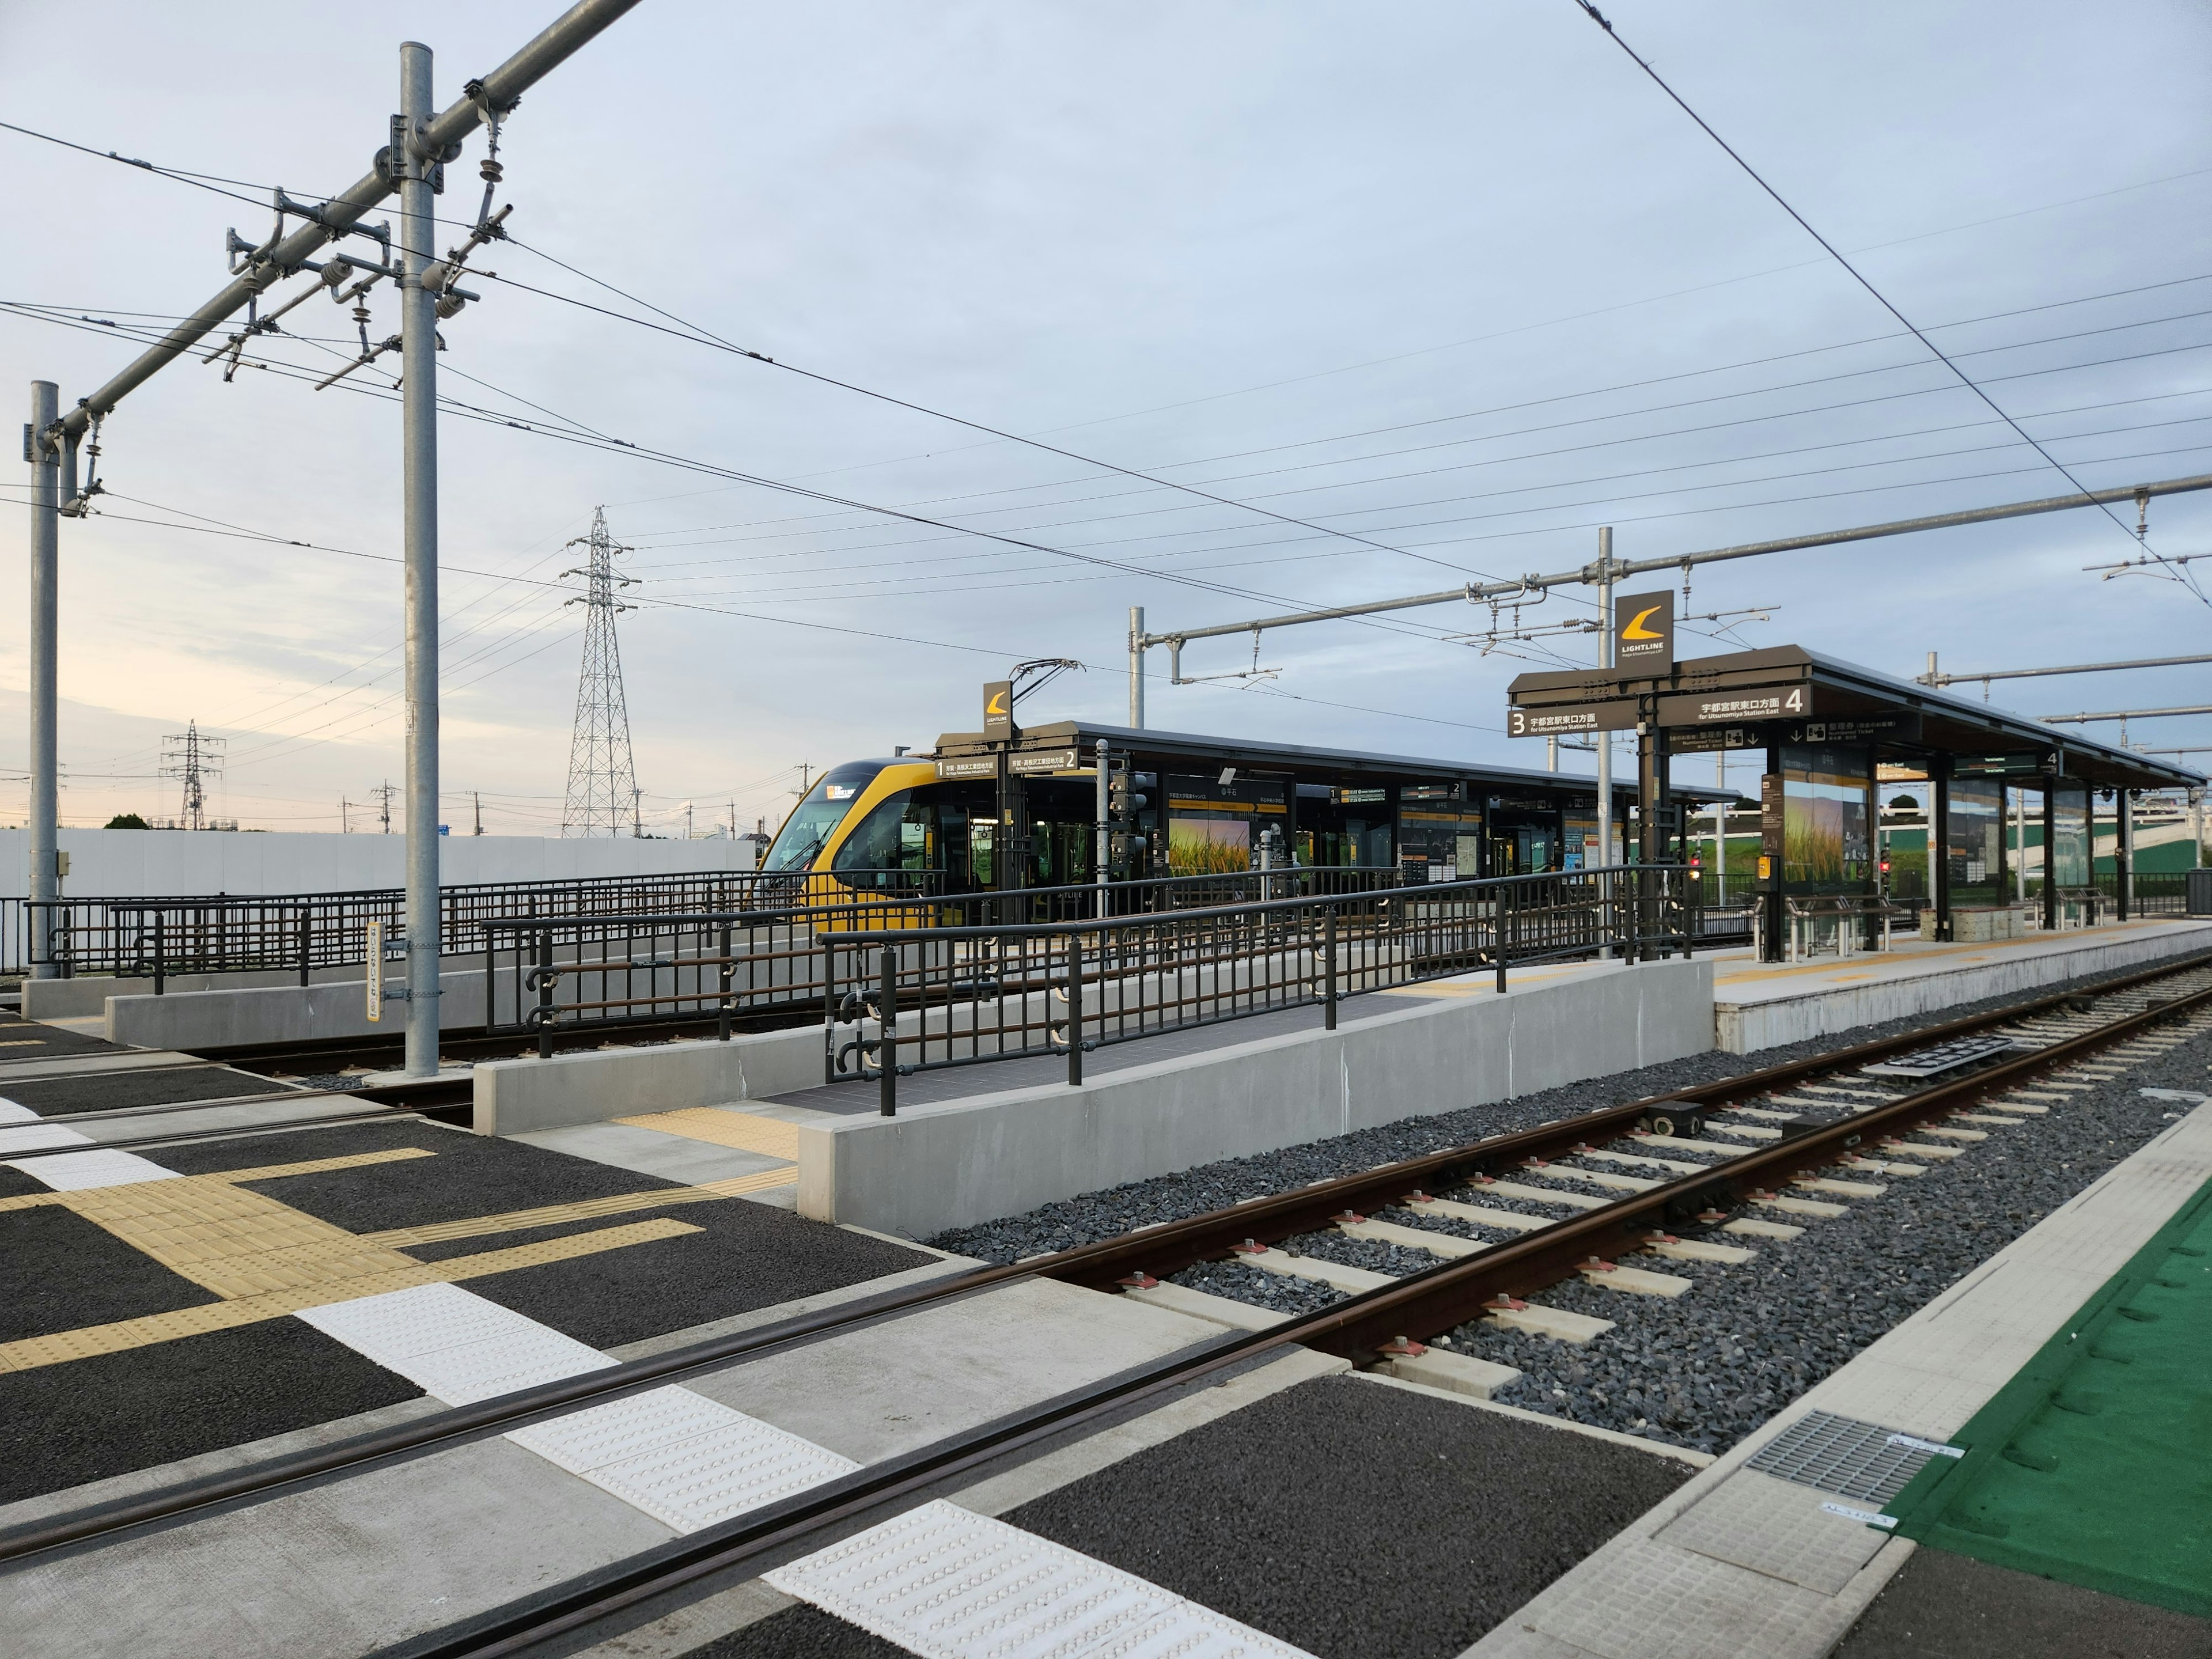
[1658,686,1811,726]
[1007,747,1082,774]
[1506,700,1637,737]
[1669,725,1769,754]
[1780,713,1922,746]
[935,747,1085,780]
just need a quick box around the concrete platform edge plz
[800,957,1713,1238]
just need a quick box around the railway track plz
[8,949,2210,1657]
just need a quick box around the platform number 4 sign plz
[366,921,383,1023]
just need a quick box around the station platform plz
[1464,1090,2212,1659]
[1710,918,2212,1052]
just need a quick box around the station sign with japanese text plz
[1007,748,1082,774]
[1658,685,1811,725]
[1505,700,1638,737]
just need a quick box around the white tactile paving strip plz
[509,1384,859,1534]
[5,1146,183,1189]
[0,1121,92,1154]
[296,1282,619,1405]
[765,1498,1317,1659]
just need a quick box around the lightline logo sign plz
[1612,590,1674,671]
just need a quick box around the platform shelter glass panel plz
[1946,777,2006,907]
[1781,744,1874,894]
[2050,785,2090,888]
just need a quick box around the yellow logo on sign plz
[986,690,1008,715]
[1621,605,1665,641]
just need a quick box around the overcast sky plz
[2,0,2208,836]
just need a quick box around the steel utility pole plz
[397,40,443,1078]
[1594,528,1614,861]
[18,0,643,1052]
[1128,607,1145,729]
[26,384,58,974]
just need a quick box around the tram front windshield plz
[762,764,884,872]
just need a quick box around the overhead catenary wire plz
[1565,0,2171,562]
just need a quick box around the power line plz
[1566,0,2165,558]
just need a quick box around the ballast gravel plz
[927,957,2212,1457]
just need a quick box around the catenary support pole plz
[400,43,442,1078]
[1127,607,1145,729]
[26,382,59,975]
[1594,527,1614,960]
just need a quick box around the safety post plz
[717,923,734,1041]
[877,945,897,1117]
[1066,931,1084,1087]
[534,928,555,1060]
[1323,905,1338,1031]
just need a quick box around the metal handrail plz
[484,862,1699,1090]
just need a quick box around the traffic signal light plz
[1108,770,1152,822]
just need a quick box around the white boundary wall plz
[800,957,1713,1239]
[0,828,754,901]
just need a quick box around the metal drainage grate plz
[1746,1410,1955,1504]
[1861,1035,2020,1080]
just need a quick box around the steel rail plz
[378,959,2212,1659]
[6,948,2205,1577]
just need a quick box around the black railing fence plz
[483,864,1700,1105]
[3,862,1417,988]
[6,868,926,987]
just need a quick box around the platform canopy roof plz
[931,718,1746,804]
[1506,645,2204,793]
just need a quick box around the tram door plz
[1487,820,1558,876]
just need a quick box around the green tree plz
[104,813,150,830]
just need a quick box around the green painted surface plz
[1885,1172,2212,1616]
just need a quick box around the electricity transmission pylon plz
[560,506,642,836]
[160,719,224,831]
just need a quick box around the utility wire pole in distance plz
[560,506,642,836]
[159,719,224,831]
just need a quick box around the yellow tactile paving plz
[207,1147,439,1185]
[63,1176,444,1298]
[0,1217,702,1373]
[361,1169,797,1249]
[613,1108,802,1161]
